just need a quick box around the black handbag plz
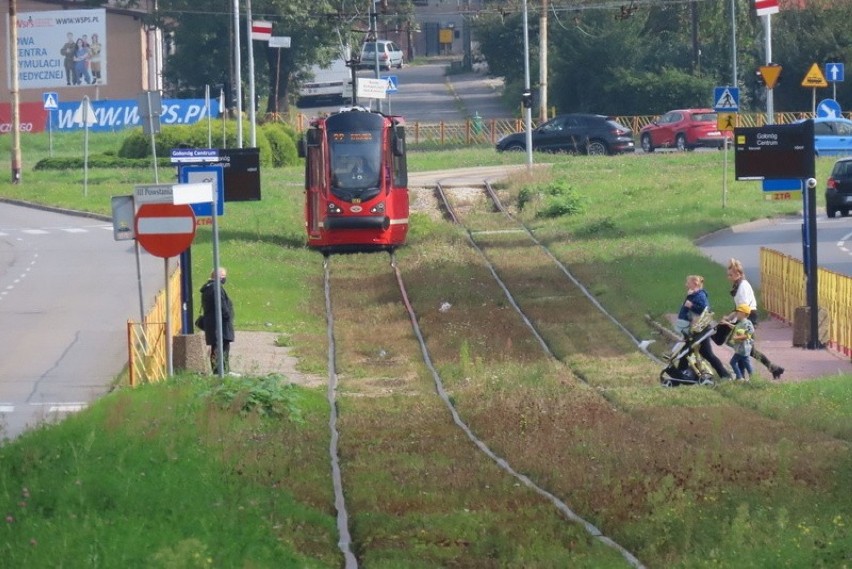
[194,314,205,331]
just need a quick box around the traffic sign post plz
[825,62,845,99]
[134,202,197,378]
[42,92,58,157]
[714,86,739,209]
[801,63,829,115]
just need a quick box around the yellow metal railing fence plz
[761,248,852,356]
[127,268,183,386]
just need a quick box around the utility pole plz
[522,0,533,169]
[245,0,257,147]
[9,0,22,184]
[232,0,243,147]
[539,0,548,122]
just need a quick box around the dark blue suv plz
[495,113,635,155]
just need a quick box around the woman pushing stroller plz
[667,275,732,381]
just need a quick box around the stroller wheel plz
[662,379,674,388]
[699,377,715,387]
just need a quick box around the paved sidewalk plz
[711,317,852,382]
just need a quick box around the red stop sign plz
[134,203,196,258]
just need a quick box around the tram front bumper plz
[324,215,390,230]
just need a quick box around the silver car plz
[359,40,404,70]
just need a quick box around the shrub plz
[260,122,299,167]
[118,121,276,167]
[517,179,585,218]
[34,155,170,170]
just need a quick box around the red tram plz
[300,107,409,253]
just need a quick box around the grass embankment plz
[1,130,850,567]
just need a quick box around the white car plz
[359,40,404,70]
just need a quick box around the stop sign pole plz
[133,182,214,377]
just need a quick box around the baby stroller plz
[660,309,718,387]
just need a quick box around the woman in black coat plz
[200,267,234,373]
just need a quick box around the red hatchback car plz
[639,108,732,152]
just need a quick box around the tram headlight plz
[370,202,386,214]
[327,203,342,214]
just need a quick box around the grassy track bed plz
[326,253,627,566]
[406,182,852,566]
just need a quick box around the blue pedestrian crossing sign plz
[825,62,845,83]
[713,86,739,112]
[42,92,59,110]
[382,75,399,94]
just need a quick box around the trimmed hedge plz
[117,120,295,168]
[34,155,172,170]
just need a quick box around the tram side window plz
[392,125,408,187]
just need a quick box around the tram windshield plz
[326,113,383,200]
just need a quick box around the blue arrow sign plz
[381,74,399,94]
[713,86,739,112]
[817,99,842,118]
[825,62,845,83]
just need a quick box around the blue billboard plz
[53,98,221,132]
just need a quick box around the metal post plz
[9,0,22,184]
[164,258,174,376]
[206,84,212,148]
[245,0,257,147]
[522,0,533,169]
[763,14,774,124]
[731,0,737,88]
[210,191,225,377]
[83,96,91,196]
[805,178,820,349]
[539,0,548,122]
[232,0,243,147]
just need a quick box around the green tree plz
[155,0,362,114]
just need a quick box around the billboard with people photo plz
[6,9,107,90]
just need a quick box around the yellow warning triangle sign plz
[760,65,782,90]
[801,63,828,88]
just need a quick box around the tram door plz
[305,130,325,241]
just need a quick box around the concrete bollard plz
[173,334,209,374]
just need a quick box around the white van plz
[297,58,353,104]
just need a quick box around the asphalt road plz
[698,212,852,288]
[296,60,510,122]
[0,203,161,441]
